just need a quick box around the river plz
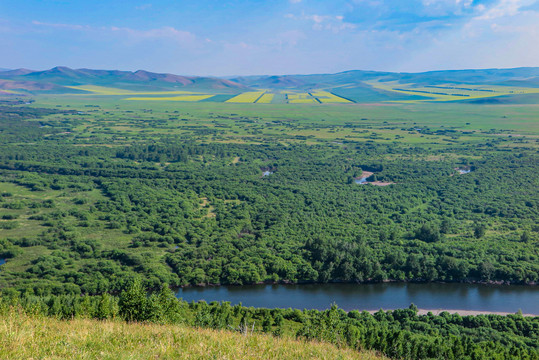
[176,282,539,315]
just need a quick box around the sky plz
[1,0,538,76]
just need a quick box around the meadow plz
[0,308,383,360]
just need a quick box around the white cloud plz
[399,0,539,70]
[32,21,89,31]
[287,13,356,33]
[420,0,474,16]
[475,0,531,20]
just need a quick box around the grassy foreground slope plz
[0,311,383,360]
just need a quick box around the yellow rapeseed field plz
[289,98,317,103]
[286,93,317,103]
[311,91,352,103]
[124,95,213,101]
[226,91,265,103]
[67,85,200,96]
[256,93,274,103]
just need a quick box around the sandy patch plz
[356,171,374,179]
[370,181,395,186]
[368,309,537,317]
[417,309,537,317]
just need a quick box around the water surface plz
[177,282,539,314]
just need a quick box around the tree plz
[474,223,486,239]
[118,279,147,322]
[262,313,273,333]
[95,293,113,320]
[415,224,441,243]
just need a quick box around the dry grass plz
[0,311,384,360]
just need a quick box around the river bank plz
[176,277,538,289]
[368,309,538,317]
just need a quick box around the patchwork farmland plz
[366,81,539,103]
[71,83,539,104]
[6,67,538,105]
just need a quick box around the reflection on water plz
[177,282,539,314]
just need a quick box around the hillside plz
[0,66,247,93]
[231,67,539,89]
[0,311,383,360]
[2,66,539,103]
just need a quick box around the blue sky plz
[1,0,538,75]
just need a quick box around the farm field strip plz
[225,91,266,103]
[66,85,203,96]
[124,95,214,101]
[255,93,275,103]
[311,91,353,103]
[285,92,317,103]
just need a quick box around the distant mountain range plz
[0,66,248,93]
[1,66,538,99]
[231,68,539,89]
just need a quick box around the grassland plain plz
[28,94,539,143]
[0,309,384,360]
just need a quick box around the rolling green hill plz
[0,66,247,93]
[2,66,539,103]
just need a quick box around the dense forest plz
[0,103,537,295]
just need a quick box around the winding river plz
[177,282,539,315]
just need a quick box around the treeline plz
[1,284,537,360]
